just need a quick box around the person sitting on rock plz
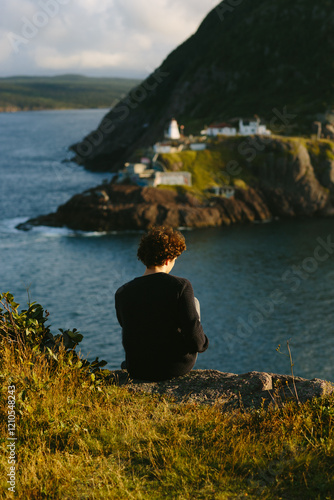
[115,226,209,381]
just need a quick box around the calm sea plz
[1,109,334,381]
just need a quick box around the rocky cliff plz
[18,136,334,232]
[236,137,332,217]
[69,0,334,172]
[18,183,271,232]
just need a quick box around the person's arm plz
[177,280,209,353]
[114,289,123,327]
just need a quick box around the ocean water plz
[1,109,334,381]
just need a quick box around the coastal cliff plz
[18,136,334,232]
[18,183,271,231]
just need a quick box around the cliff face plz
[18,184,271,232]
[229,137,331,217]
[70,0,334,172]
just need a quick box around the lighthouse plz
[165,118,181,140]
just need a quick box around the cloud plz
[35,47,125,70]
[0,0,213,77]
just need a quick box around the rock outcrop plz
[108,369,333,410]
[17,184,272,232]
[246,139,330,217]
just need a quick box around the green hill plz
[71,0,334,171]
[0,75,141,112]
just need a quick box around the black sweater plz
[115,273,209,381]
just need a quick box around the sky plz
[1,0,216,79]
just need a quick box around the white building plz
[153,171,192,187]
[201,123,237,136]
[123,163,147,175]
[117,162,191,188]
[239,119,271,136]
[189,143,207,151]
[207,185,235,198]
[165,119,181,140]
[116,163,148,184]
[202,119,271,137]
[153,143,182,154]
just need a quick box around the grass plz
[159,142,257,194]
[306,138,334,162]
[1,292,333,499]
[1,339,334,499]
[158,135,314,193]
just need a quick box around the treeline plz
[0,74,141,111]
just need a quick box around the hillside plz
[0,75,140,112]
[70,0,334,171]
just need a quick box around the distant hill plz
[0,75,141,112]
[71,0,334,171]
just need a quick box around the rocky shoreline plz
[17,183,273,232]
[107,369,334,410]
[17,181,332,233]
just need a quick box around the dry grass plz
[1,343,334,499]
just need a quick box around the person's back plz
[115,226,209,381]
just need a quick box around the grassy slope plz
[158,136,334,196]
[0,75,141,111]
[1,292,333,499]
[1,341,334,499]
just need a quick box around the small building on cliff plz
[207,185,235,198]
[153,171,192,187]
[238,118,271,136]
[189,143,207,151]
[201,123,237,136]
[117,162,192,188]
[153,143,184,154]
[201,118,271,137]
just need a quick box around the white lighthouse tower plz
[165,118,181,140]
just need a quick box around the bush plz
[0,291,107,379]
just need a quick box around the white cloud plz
[35,47,125,70]
[0,31,14,63]
[0,0,213,77]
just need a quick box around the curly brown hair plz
[137,226,186,267]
